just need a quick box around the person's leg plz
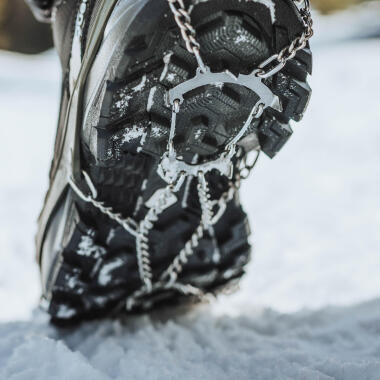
[0,0,52,53]
[25,0,54,22]
[33,0,313,322]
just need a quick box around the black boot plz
[34,0,313,322]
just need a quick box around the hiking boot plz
[34,0,313,322]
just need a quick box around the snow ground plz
[2,301,380,380]
[1,8,380,379]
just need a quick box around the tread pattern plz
[45,0,312,322]
[49,198,250,321]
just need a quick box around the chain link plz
[167,0,313,79]
[238,149,261,180]
[197,171,214,228]
[167,0,207,72]
[68,174,138,237]
[160,223,205,284]
[136,184,177,291]
[256,0,313,78]
[160,179,239,286]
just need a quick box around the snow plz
[160,51,174,82]
[147,86,157,112]
[1,8,380,379]
[120,125,144,143]
[131,75,146,93]
[98,258,125,286]
[2,302,380,380]
[77,233,106,258]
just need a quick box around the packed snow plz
[1,7,380,379]
[3,301,380,380]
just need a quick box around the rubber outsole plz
[43,0,312,322]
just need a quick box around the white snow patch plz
[120,125,144,143]
[56,305,76,319]
[65,273,80,290]
[150,126,163,138]
[140,131,147,146]
[146,87,157,112]
[114,93,131,112]
[2,302,380,379]
[106,229,116,246]
[77,234,106,259]
[114,76,146,112]
[235,34,249,44]
[166,72,177,83]
[141,179,148,191]
[98,258,124,286]
[131,75,146,93]
[159,51,173,82]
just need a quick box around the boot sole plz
[42,0,312,322]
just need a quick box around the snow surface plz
[2,301,380,380]
[1,8,380,379]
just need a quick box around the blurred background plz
[0,0,380,322]
[0,0,378,55]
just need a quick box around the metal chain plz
[156,96,263,290]
[167,0,207,72]
[69,174,138,237]
[69,153,241,309]
[160,181,238,285]
[67,0,314,310]
[160,223,205,284]
[126,278,204,311]
[238,149,261,180]
[197,171,214,228]
[167,0,313,79]
[136,184,177,291]
[256,0,313,78]
[69,88,268,310]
